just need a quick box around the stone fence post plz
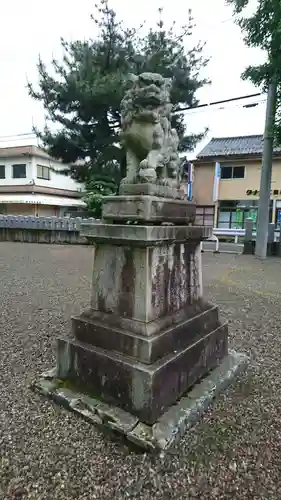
[244,219,277,256]
[267,223,275,256]
[243,218,254,255]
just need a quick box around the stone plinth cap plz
[81,223,212,245]
[119,182,185,200]
[102,195,196,225]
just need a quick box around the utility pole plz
[255,79,278,260]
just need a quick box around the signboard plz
[249,209,257,223]
[182,160,193,201]
[213,162,220,202]
[245,209,257,229]
[0,200,37,204]
[235,209,243,228]
[187,163,194,201]
[246,189,281,196]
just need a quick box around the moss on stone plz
[55,378,107,403]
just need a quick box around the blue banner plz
[183,161,193,201]
[213,162,221,202]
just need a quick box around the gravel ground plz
[1,243,281,499]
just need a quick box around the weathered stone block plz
[72,303,220,363]
[151,350,249,449]
[102,195,196,224]
[83,224,210,328]
[56,221,229,425]
[118,182,184,200]
[57,323,228,425]
[33,350,248,451]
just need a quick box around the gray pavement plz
[1,244,281,499]
[202,241,244,254]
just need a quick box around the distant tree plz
[226,0,281,142]
[28,0,209,185]
[82,167,117,217]
[227,0,281,258]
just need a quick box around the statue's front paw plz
[120,176,132,185]
[139,167,157,183]
[139,159,148,170]
[157,178,171,187]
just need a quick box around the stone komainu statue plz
[120,72,180,187]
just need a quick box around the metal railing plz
[201,228,246,253]
[201,226,280,253]
[200,234,220,253]
[213,228,245,244]
[214,227,279,242]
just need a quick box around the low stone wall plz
[0,227,87,244]
[0,215,100,245]
[0,212,214,245]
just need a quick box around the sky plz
[0,0,266,155]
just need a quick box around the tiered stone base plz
[58,302,228,425]
[31,194,248,448]
[33,350,248,450]
[55,220,228,425]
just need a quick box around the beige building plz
[193,135,281,228]
[0,145,86,216]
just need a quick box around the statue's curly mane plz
[121,73,170,129]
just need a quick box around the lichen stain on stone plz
[150,241,198,318]
[118,247,136,318]
[183,242,192,305]
[97,293,107,313]
[73,351,80,376]
[131,371,149,411]
[92,245,126,314]
[168,243,181,312]
[57,341,71,379]
[150,246,169,316]
[179,243,188,306]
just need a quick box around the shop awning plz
[0,194,86,207]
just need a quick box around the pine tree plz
[28,1,209,186]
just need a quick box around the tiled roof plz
[197,135,281,159]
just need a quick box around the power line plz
[0,92,266,140]
[185,99,266,116]
[0,103,263,142]
[175,92,264,114]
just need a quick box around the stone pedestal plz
[32,68,249,448]
[56,196,229,425]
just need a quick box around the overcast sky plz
[0,0,265,155]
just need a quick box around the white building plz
[0,145,86,216]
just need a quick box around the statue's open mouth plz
[135,93,162,107]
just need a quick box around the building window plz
[218,200,272,229]
[220,166,232,179]
[12,164,26,179]
[37,164,51,180]
[0,165,5,179]
[221,166,245,179]
[233,166,245,179]
[195,206,214,227]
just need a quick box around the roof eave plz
[194,151,281,163]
